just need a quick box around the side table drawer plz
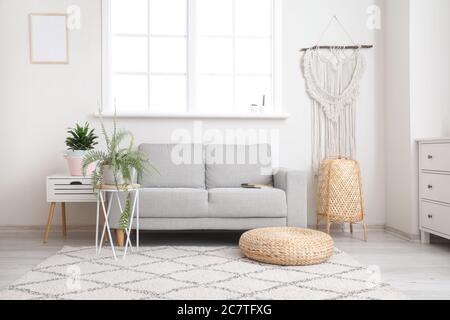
[47,177,96,202]
[420,173,450,204]
[420,201,450,236]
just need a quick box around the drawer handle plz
[427,155,433,160]
[428,214,433,219]
[70,181,83,185]
[427,185,433,190]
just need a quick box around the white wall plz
[0,0,386,227]
[384,0,450,237]
[409,0,450,236]
[290,0,385,226]
[410,0,450,139]
[0,0,102,227]
[384,0,414,235]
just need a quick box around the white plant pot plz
[65,150,87,158]
[102,166,125,185]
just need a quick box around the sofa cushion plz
[208,188,287,218]
[139,188,209,218]
[205,144,273,188]
[139,144,205,188]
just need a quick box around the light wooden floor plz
[1,227,450,300]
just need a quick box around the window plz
[102,0,278,115]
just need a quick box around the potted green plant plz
[65,122,98,176]
[82,113,153,230]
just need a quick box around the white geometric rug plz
[0,246,407,300]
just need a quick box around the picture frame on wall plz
[29,13,69,64]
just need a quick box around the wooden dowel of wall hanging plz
[299,45,374,52]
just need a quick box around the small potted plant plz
[82,113,154,229]
[65,122,98,176]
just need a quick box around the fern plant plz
[82,112,154,230]
[66,123,98,151]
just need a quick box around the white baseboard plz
[309,224,384,232]
[384,226,421,241]
[0,225,95,232]
[0,224,423,242]
[309,223,422,241]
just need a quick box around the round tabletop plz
[95,184,141,191]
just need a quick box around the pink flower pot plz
[65,156,96,176]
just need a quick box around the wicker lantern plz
[316,159,367,241]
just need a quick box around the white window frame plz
[101,0,285,119]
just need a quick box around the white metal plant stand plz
[95,185,140,260]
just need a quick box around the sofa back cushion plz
[205,144,273,189]
[139,144,205,188]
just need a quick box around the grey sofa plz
[109,144,307,231]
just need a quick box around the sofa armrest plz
[273,168,307,227]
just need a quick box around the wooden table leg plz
[61,202,67,238]
[116,229,125,247]
[43,202,56,243]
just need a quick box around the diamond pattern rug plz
[0,246,407,300]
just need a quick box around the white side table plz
[45,175,97,243]
[96,185,140,260]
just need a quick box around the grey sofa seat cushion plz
[208,188,287,218]
[205,144,273,188]
[139,188,209,218]
[139,144,205,188]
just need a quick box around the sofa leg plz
[115,229,125,247]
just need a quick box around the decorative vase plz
[65,150,95,176]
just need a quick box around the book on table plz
[241,183,273,189]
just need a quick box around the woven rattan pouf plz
[239,227,334,266]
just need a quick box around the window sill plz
[95,112,290,120]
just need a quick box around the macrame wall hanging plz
[300,16,373,172]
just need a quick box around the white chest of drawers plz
[418,139,450,244]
